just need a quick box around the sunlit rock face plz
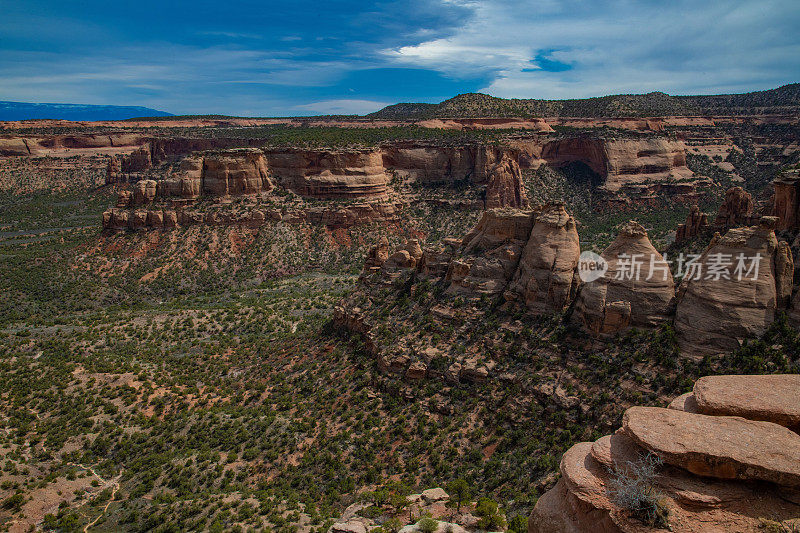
[674,217,793,356]
[573,221,675,337]
[506,203,581,314]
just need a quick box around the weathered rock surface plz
[202,149,273,196]
[667,392,699,413]
[329,520,368,533]
[675,205,707,244]
[444,209,537,295]
[461,209,537,253]
[530,375,800,533]
[674,217,794,355]
[712,186,755,228]
[773,169,800,231]
[622,406,800,486]
[421,487,449,503]
[573,221,674,337]
[383,143,529,208]
[483,153,528,209]
[537,137,695,195]
[507,204,581,313]
[266,149,388,199]
[603,138,694,192]
[361,236,390,276]
[382,239,426,278]
[693,374,800,429]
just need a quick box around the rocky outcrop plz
[674,217,794,356]
[712,186,755,227]
[266,149,388,199]
[675,187,760,244]
[573,221,674,337]
[604,138,694,192]
[447,209,537,295]
[539,137,608,179]
[773,169,800,231]
[382,144,528,208]
[538,137,695,194]
[506,204,581,314]
[382,239,425,278]
[354,204,580,310]
[361,237,390,276]
[107,146,152,183]
[622,406,800,486]
[691,374,800,430]
[484,154,528,209]
[674,205,707,243]
[529,374,800,533]
[461,209,537,253]
[201,150,273,196]
[382,144,485,184]
[445,209,535,294]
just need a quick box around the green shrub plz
[418,517,438,533]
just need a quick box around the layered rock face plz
[539,137,608,179]
[202,150,273,196]
[529,374,800,533]
[353,205,580,314]
[691,374,800,431]
[573,222,674,337]
[110,150,272,207]
[382,144,528,208]
[382,144,484,184]
[107,146,152,184]
[265,149,389,199]
[103,141,533,231]
[506,204,581,314]
[447,209,537,295]
[483,154,528,209]
[674,217,794,355]
[603,138,694,192]
[0,133,147,158]
[537,137,695,195]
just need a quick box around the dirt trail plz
[64,462,121,532]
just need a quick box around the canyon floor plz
[0,115,799,533]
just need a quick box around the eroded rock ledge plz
[102,143,532,231]
[96,131,708,231]
[337,205,797,377]
[529,374,800,533]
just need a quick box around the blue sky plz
[2,0,799,116]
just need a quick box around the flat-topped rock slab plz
[694,374,800,429]
[559,441,610,506]
[622,406,800,486]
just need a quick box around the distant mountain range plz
[4,83,799,122]
[368,83,800,119]
[0,101,172,121]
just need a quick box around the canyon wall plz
[265,149,388,199]
[102,142,533,231]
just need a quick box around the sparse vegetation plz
[606,454,669,529]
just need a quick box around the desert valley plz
[1,84,800,533]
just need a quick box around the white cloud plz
[382,0,800,98]
[294,99,390,115]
